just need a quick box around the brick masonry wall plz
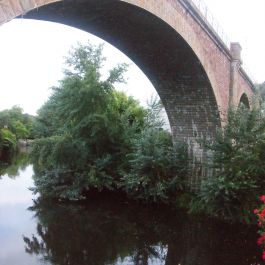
[0,0,255,187]
[235,70,254,107]
[0,0,254,110]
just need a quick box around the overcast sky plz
[0,0,264,115]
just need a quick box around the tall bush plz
[194,106,265,219]
[31,42,186,201]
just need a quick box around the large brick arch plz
[17,0,222,140]
[0,0,255,185]
[0,0,254,137]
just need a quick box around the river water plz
[0,153,263,265]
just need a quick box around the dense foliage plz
[0,106,34,139]
[0,106,35,160]
[121,129,187,202]
[193,105,265,220]
[31,42,186,201]
[31,42,265,221]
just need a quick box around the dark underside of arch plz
[22,0,221,140]
[239,94,250,109]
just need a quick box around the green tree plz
[120,98,187,202]
[0,105,33,139]
[31,42,186,202]
[31,42,146,200]
[11,120,29,139]
[193,106,265,220]
[0,128,17,160]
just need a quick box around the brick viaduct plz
[0,0,255,186]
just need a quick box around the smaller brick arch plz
[239,93,250,109]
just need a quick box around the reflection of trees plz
[23,198,261,265]
[23,199,166,265]
[0,150,30,178]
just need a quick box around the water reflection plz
[0,153,262,265]
[23,198,261,265]
[0,155,40,265]
[0,149,30,178]
[0,150,33,205]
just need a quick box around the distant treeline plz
[0,106,35,160]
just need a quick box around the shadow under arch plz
[21,0,221,142]
[239,93,250,109]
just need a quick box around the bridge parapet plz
[188,0,230,48]
[182,0,255,89]
[0,0,256,88]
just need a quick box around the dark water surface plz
[0,154,263,265]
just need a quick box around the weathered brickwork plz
[235,70,253,107]
[0,0,254,187]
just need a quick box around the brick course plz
[0,0,254,186]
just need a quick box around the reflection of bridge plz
[0,0,255,186]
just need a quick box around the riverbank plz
[1,157,263,265]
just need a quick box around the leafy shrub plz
[30,136,64,170]
[120,128,187,202]
[0,128,17,156]
[193,106,265,219]
[30,42,188,202]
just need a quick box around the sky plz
[0,0,264,115]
